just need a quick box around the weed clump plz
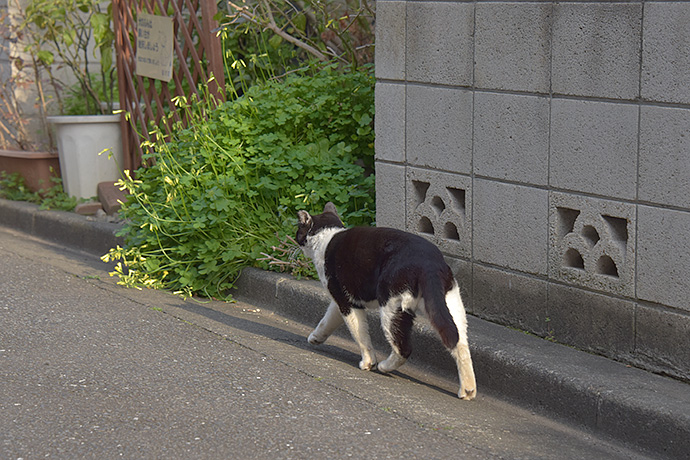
[104,66,374,299]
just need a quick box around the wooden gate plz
[112,0,225,171]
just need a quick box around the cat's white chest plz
[303,227,346,287]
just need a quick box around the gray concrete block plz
[405,2,473,86]
[474,92,549,186]
[473,179,548,276]
[374,82,405,163]
[637,206,690,312]
[547,283,635,359]
[406,85,472,174]
[406,167,471,258]
[552,3,641,100]
[475,3,551,93]
[473,264,548,336]
[639,106,690,209]
[375,161,406,230]
[374,1,406,81]
[642,2,690,104]
[550,99,638,200]
[635,304,690,382]
[549,192,636,298]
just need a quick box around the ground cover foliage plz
[104,65,375,299]
[0,171,79,211]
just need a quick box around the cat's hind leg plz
[341,306,377,370]
[308,300,344,345]
[445,283,476,400]
[378,296,415,373]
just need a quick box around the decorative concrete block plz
[635,304,690,381]
[474,92,549,186]
[406,2,474,86]
[549,193,636,298]
[375,1,406,81]
[637,206,690,312]
[550,99,638,200]
[406,85,472,174]
[375,82,405,163]
[552,3,642,100]
[642,2,690,104]
[406,167,471,257]
[473,264,548,335]
[375,162,406,230]
[473,180,548,276]
[547,283,635,359]
[475,3,551,93]
[639,106,690,209]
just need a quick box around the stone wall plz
[374,0,690,381]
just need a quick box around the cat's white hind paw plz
[378,354,406,373]
[308,332,325,345]
[459,387,476,400]
[359,359,377,371]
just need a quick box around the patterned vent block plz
[406,168,471,257]
[549,193,635,297]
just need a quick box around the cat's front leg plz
[342,307,377,370]
[308,300,344,345]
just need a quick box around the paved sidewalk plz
[1,198,689,459]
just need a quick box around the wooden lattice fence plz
[112,0,225,171]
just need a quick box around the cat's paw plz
[378,354,406,373]
[308,332,325,345]
[359,359,377,371]
[377,361,393,373]
[459,387,476,400]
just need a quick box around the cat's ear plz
[323,202,339,217]
[297,210,312,226]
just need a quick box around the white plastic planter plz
[47,114,124,199]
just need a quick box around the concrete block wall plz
[374,0,690,381]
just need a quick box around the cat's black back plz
[324,227,454,306]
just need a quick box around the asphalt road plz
[0,227,652,459]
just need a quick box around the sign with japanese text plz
[136,13,174,82]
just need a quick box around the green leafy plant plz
[103,66,375,299]
[223,0,374,68]
[218,0,374,101]
[21,0,116,115]
[219,18,317,99]
[0,171,78,211]
[61,72,119,116]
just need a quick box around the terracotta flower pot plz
[0,149,61,192]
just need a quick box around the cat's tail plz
[420,270,460,350]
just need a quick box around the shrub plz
[104,66,375,299]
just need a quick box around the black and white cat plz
[296,203,476,400]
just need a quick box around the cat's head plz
[296,202,344,247]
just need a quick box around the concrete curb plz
[233,268,689,459]
[1,197,688,459]
[0,198,123,256]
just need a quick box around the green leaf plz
[36,50,54,66]
[268,34,283,49]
